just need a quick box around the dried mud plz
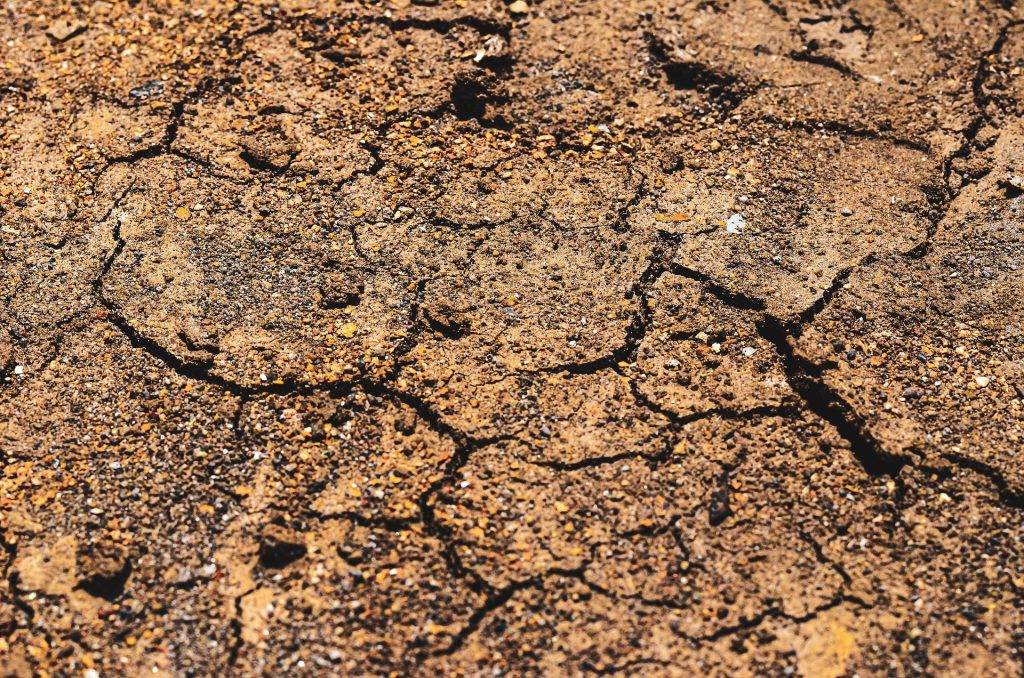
[2,0,1024,676]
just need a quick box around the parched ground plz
[2,0,1024,675]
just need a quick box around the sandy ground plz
[2,0,1024,675]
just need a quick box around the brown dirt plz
[2,0,1024,676]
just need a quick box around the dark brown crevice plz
[659,253,909,479]
[294,506,420,532]
[432,564,588,657]
[0,533,33,630]
[104,143,167,166]
[928,454,1024,509]
[757,113,930,153]
[798,530,854,589]
[225,587,254,669]
[795,260,863,326]
[670,590,870,646]
[89,99,187,190]
[585,657,672,675]
[371,14,512,40]
[355,137,386,177]
[756,316,911,477]
[972,19,1024,124]
[680,245,1024,510]
[536,234,675,376]
[788,50,862,80]
[96,306,254,399]
[528,403,798,472]
[667,262,767,312]
[647,33,756,112]
[578,570,870,647]
[88,173,394,402]
[238,148,296,174]
[914,17,1024,262]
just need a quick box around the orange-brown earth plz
[2,0,1024,676]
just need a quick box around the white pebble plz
[726,213,746,234]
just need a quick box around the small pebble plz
[725,213,746,234]
[902,386,923,399]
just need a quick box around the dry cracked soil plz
[2,0,1024,676]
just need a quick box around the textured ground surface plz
[2,0,1024,676]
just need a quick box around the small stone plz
[509,0,530,14]
[840,207,854,216]
[902,386,923,399]
[725,213,746,234]
[709,140,722,152]
[655,212,691,223]
[175,206,192,220]
[974,375,990,387]
[46,17,86,42]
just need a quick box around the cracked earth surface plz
[2,0,1024,676]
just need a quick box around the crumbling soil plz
[2,0,1024,676]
